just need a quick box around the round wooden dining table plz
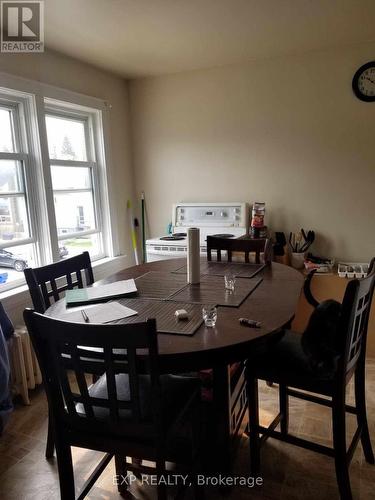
[46,257,304,472]
[97,259,302,366]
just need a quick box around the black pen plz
[239,317,261,328]
[81,309,90,323]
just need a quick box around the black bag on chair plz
[301,299,342,378]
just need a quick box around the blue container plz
[0,273,8,284]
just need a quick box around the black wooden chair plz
[24,251,94,313]
[206,236,272,264]
[246,259,375,500]
[24,310,202,500]
[24,251,94,458]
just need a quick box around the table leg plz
[212,364,232,474]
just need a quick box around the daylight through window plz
[0,87,110,291]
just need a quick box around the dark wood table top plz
[46,258,303,372]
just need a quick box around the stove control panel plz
[172,203,249,229]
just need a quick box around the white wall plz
[129,42,375,262]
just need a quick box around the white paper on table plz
[59,301,138,324]
[88,279,137,299]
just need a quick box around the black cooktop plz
[210,233,235,238]
[160,233,187,241]
[159,232,234,241]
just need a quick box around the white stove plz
[146,202,249,262]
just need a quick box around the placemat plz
[172,261,265,278]
[135,271,188,300]
[117,298,207,335]
[169,275,263,307]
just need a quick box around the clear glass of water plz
[202,306,217,328]
[224,273,236,291]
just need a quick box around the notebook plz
[65,279,137,307]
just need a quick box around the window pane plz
[60,233,101,259]
[54,191,96,235]
[0,160,23,193]
[51,166,91,190]
[0,108,15,153]
[46,115,87,161]
[0,196,30,241]
[0,243,36,286]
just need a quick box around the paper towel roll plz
[187,227,200,284]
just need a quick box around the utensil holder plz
[290,252,305,270]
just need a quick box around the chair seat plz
[247,330,336,395]
[76,373,200,425]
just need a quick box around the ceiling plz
[45,0,375,78]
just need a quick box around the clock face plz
[353,62,375,102]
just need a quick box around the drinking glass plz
[224,273,236,291]
[202,306,217,327]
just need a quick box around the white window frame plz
[44,100,106,261]
[0,103,31,246]
[0,75,115,293]
[0,88,51,291]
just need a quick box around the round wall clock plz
[352,61,375,102]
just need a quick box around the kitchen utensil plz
[289,232,296,252]
[300,229,315,253]
[291,252,306,269]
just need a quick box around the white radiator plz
[9,327,42,405]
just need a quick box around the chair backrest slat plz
[24,311,161,439]
[66,273,73,289]
[127,348,142,421]
[71,345,95,419]
[50,279,60,302]
[76,270,83,289]
[24,252,94,313]
[206,236,272,264]
[40,282,51,308]
[339,259,375,379]
[57,351,78,417]
[104,346,119,421]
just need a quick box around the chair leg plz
[247,377,260,473]
[55,439,75,500]
[45,413,55,459]
[332,393,352,500]
[191,396,205,500]
[279,384,289,435]
[355,367,375,464]
[115,455,128,496]
[132,457,142,478]
[156,457,167,500]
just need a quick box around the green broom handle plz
[141,191,146,263]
